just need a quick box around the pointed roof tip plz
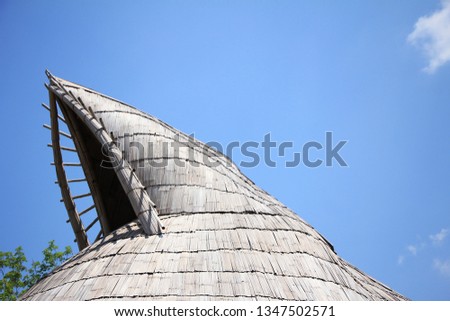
[45,69,53,79]
[45,70,60,87]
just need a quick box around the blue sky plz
[1,1,449,300]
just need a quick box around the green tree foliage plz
[0,247,26,301]
[0,241,72,300]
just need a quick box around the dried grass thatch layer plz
[22,218,405,301]
[22,74,407,300]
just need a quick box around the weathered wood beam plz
[60,192,91,202]
[51,162,81,167]
[66,204,95,222]
[53,91,112,236]
[79,204,96,216]
[72,192,91,200]
[41,103,65,123]
[48,91,89,251]
[47,144,77,152]
[94,230,103,242]
[43,124,72,139]
[55,178,87,184]
[85,217,99,232]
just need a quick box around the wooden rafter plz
[48,91,89,251]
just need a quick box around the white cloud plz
[407,245,417,256]
[433,258,450,277]
[430,228,449,245]
[408,0,450,73]
[397,255,405,265]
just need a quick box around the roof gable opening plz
[61,103,136,235]
[46,74,164,250]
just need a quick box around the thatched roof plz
[21,73,407,300]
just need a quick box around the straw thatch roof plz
[21,73,407,300]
